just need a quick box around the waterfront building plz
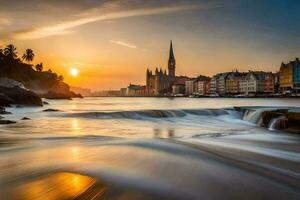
[263,72,275,94]
[194,76,210,95]
[239,72,258,95]
[185,80,195,95]
[216,73,230,95]
[172,81,186,96]
[239,71,274,95]
[273,72,280,93]
[126,84,146,96]
[225,71,245,94]
[293,58,300,93]
[120,88,127,96]
[279,62,293,93]
[209,75,218,94]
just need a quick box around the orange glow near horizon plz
[3,1,298,91]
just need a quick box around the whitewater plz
[0,97,299,199]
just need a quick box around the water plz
[0,98,299,199]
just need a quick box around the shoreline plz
[82,95,300,98]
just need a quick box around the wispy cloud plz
[12,4,203,40]
[110,40,137,49]
[0,16,12,25]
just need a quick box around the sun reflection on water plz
[13,172,106,200]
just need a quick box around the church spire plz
[169,40,175,60]
[168,40,176,77]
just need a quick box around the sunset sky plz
[0,0,299,90]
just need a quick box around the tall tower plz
[168,40,176,77]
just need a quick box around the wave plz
[64,107,292,131]
[64,109,230,119]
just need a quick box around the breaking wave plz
[65,109,230,119]
[63,107,294,131]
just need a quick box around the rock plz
[0,93,14,106]
[286,112,300,132]
[261,111,285,127]
[21,117,30,120]
[0,120,16,124]
[41,80,82,100]
[262,109,300,133]
[287,112,300,121]
[0,86,43,106]
[0,78,26,89]
[43,101,49,105]
[0,107,11,114]
[42,108,60,112]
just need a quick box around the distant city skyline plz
[1,0,300,90]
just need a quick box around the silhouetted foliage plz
[22,49,35,63]
[4,44,18,62]
[58,75,64,81]
[0,43,68,93]
[0,48,4,63]
[35,63,43,72]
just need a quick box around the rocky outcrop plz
[0,78,27,89]
[0,120,16,124]
[0,78,42,106]
[42,108,61,112]
[261,109,300,133]
[0,94,14,107]
[41,81,82,100]
[261,109,288,127]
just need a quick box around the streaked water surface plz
[0,97,299,199]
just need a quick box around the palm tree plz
[3,44,18,61]
[22,49,35,63]
[0,48,4,65]
[0,48,4,61]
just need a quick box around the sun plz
[70,68,79,77]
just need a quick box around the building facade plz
[239,73,258,95]
[172,83,185,95]
[293,58,300,92]
[279,62,293,93]
[239,71,274,95]
[126,84,146,96]
[194,76,211,95]
[209,75,218,94]
[263,72,275,93]
[225,72,244,94]
[216,73,229,95]
[185,80,195,96]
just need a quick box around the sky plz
[0,0,299,90]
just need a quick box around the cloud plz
[0,16,12,25]
[109,40,137,49]
[12,4,203,40]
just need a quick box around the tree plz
[35,62,43,72]
[0,48,4,62]
[22,49,35,63]
[3,44,18,61]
